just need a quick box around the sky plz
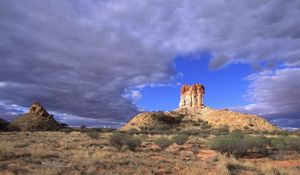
[0,1,300,128]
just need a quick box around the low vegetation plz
[1,129,300,174]
[85,129,100,139]
[109,132,127,150]
[269,136,300,152]
[208,130,269,157]
[154,136,173,150]
[171,134,189,145]
[125,135,142,151]
[216,155,300,175]
[109,132,142,151]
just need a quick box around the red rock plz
[179,84,205,108]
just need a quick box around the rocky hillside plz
[121,107,278,132]
[10,102,66,131]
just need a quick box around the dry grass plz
[216,155,300,175]
[0,131,300,175]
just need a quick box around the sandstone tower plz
[179,84,205,108]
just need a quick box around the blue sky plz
[138,53,253,111]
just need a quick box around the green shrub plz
[207,132,269,157]
[230,129,243,138]
[171,134,189,145]
[242,136,269,155]
[126,136,142,151]
[109,133,143,151]
[207,135,242,157]
[213,126,229,136]
[154,137,173,150]
[85,130,99,139]
[270,136,300,152]
[286,137,300,152]
[109,132,127,151]
[269,137,288,150]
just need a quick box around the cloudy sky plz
[0,0,299,128]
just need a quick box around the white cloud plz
[122,89,142,102]
[232,67,300,127]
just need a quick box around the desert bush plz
[126,136,142,151]
[109,132,127,151]
[60,128,73,133]
[286,137,300,152]
[109,133,142,151]
[269,137,288,151]
[154,124,172,131]
[171,134,189,145]
[127,128,139,135]
[242,129,255,135]
[293,129,300,136]
[154,137,173,150]
[207,134,242,157]
[270,136,300,152]
[269,130,290,136]
[213,126,229,136]
[85,130,100,139]
[243,136,269,155]
[230,129,243,138]
[208,132,269,157]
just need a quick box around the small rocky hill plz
[121,84,278,132]
[120,107,277,131]
[10,102,66,131]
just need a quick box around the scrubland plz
[0,129,300,175]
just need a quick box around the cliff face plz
[179,84,205,108]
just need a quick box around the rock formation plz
[29,102,50,117]
[121,84,279,131]
[179,84,205,108]
[10,102,66,131]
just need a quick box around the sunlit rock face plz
[179,84,205,108]
[29,102,50,117]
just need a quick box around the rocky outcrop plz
[121,107,278,131]
[178,107,278,131]
[29,102,50,117]
[179,84,205,108]
[10,102,66,131]
[121,84,279,132]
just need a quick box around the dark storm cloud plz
[0,1,300,125]
[0,0,175,121]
